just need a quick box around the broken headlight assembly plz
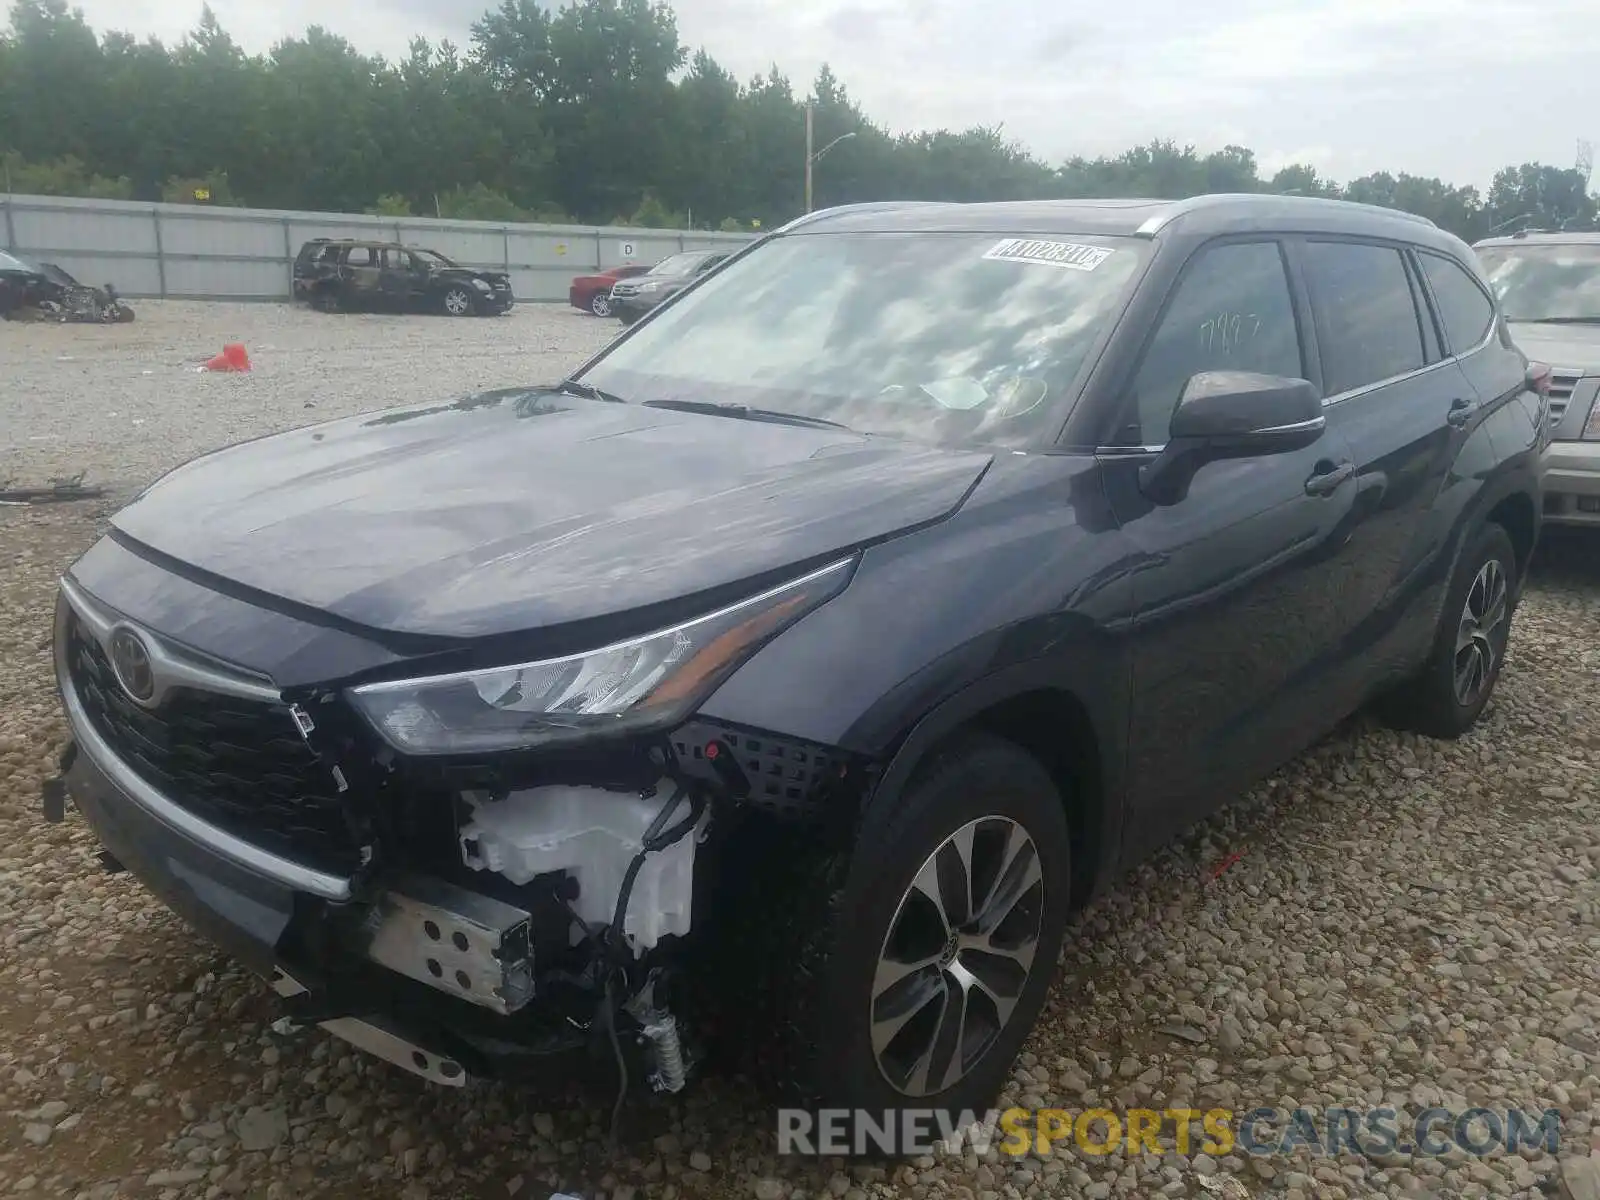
[347,557,855,755]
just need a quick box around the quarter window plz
[1126,241,1302,445]
[1419,253,1495,354]
[1304,241,1426,395]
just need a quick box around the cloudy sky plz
[70,0,1600,191]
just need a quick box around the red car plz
[568,264,651,317]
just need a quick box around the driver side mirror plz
[1139,370,1324,505]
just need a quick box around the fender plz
[1429,436,1542,633]
[855,655,1128,909]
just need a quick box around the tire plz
[442,286,475,317]
[769,733,1072,1137]
[589,292,612,317]
[111,302,135,324]
[1374,521,1517,738]
[312,289,340,314]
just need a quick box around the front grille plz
[66,614,359,875]
[1548,370,1582,428]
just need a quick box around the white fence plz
[0,193,754,304]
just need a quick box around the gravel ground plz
[1,299,618,490]
[3,302,1600,1200]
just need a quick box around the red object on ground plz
[203,343,251,372]
[1210,850,1245,878]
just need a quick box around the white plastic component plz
[458,782,699,952]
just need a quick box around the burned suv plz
[48,195,1543,1131]
[293,238,514,316]
[1,250,135,323]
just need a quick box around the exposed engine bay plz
[180,701,867,1136]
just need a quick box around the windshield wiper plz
[642,398,855,432]
[1506,316,1600,324]
[552,378,629,404]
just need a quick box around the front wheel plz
[773,733,1071,1131]
[442,286,475,316]
[1374,521,1517,738]
[589,292,612,317]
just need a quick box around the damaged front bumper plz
[56,728,566,1087]
[48,572,862,1095]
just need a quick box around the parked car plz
[292,239,514,316]
[569,263,652,317]
[0,249,134,323]
[606,249,728,323]
[46,195,1543,1135]
[1474,230,1600,527]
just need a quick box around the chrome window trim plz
[1099,355,1467,451]
[1095,417,1324,457]
[1319,312,1497,408]
[1319,354,1457,407]
[54,579,352,900]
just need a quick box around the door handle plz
[1305,460,1356,496]
[1446,397,1478,427]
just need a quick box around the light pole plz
[804,101,856,213]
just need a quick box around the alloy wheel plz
[444,288,472,315]
[871,816,1044,1097]
[591,294,612,317]
[1453,557,1508,706]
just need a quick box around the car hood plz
[613,274,689,290]
[109,389,992,641]
[1505,321,1600,369]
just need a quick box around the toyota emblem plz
[108,626,157,704]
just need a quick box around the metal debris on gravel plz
[2,301,1598,1200]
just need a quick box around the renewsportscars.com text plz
[777,1106,1564,1159]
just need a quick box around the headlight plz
[347,557,855,755]
[471,278,492,292]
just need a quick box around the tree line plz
[2,0,1596,240]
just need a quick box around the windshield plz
[1477,243,1600,321]
[0,249,36,273]
[648,251,716,276]
[415,249,459,268]
[580,231,1147,448]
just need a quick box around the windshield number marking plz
[982,238,1112,271]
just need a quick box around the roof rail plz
[1134,192,1438,238]
[777,200,946,234]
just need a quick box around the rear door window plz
[1303,241,1426,395]
[1419,252,1496,355]
[1126,240,1303,445]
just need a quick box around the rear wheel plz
[442,286,475,316]
[1374,522,1517,738]
[771,734,1071,1134]
[589,292,612,317]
